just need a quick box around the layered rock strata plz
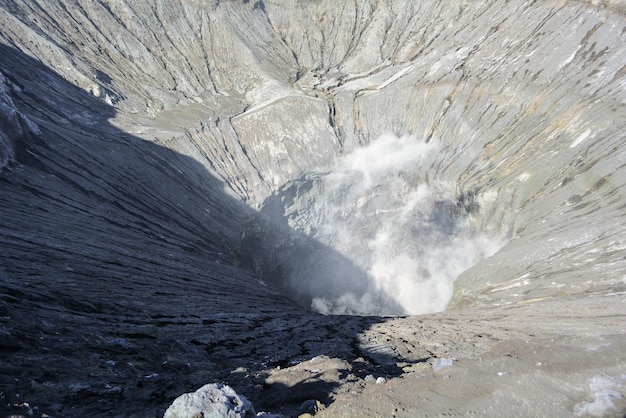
[0,0,625,416]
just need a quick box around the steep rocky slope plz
[0,0,625,417]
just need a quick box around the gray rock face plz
[0,0,625,417]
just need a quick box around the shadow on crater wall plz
[0,44,411,417]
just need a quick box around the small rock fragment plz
[105,385,122,395]
[432,358,455,372]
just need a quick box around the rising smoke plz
[239,134,509,315]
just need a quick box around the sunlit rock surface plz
[0,0,625,417]
[163,383,254,418]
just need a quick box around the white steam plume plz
[287,133,508,315]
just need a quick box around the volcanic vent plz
[236,133,516,315]
[0,0,625,416]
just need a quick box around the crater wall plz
[0,0,625,416]
[3,0,623,308]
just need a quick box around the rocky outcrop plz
[0,0,625,417]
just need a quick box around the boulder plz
[164,383,255,418]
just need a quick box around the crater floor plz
[0,0,625,417]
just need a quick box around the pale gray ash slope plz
[0,0,625,417]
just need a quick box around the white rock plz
[575,375,626,417]
[164,383,255,418]
[433,358,455,372]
